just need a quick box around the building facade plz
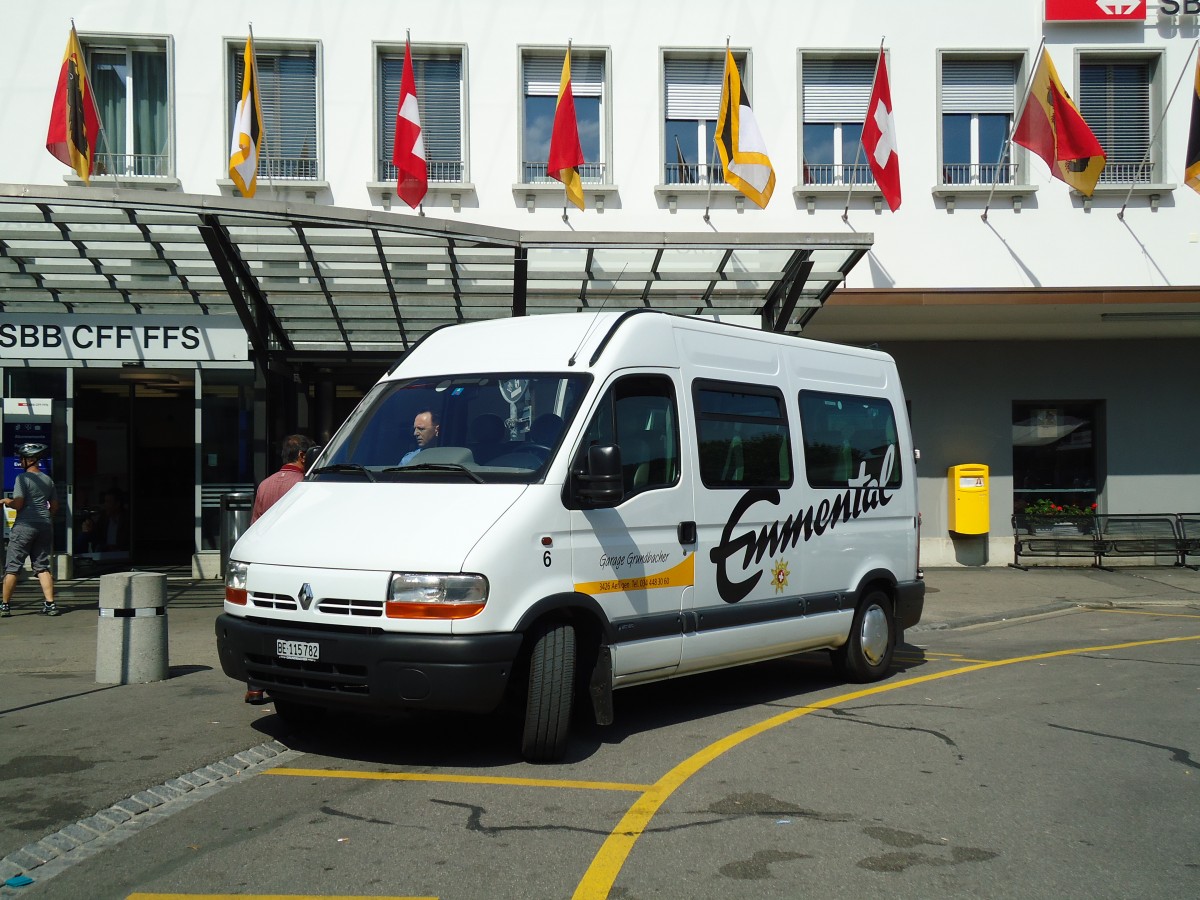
[0,0,1197,573]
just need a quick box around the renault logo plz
[297,583,314,610]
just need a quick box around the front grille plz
[246,652,370,694]
[317,597,384,617]
[249,591,298,611]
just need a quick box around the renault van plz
[216,310,924,761]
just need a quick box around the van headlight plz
[387,573,488,619]
[225,559,249,606]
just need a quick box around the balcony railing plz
[380,159,465,183]
[258,157,320,180]
[1098,161,1156,184]
[93,153,170,178]
[941,162,1014,186]
[523,161,607,184]
[663,162,725,185]
[802,163,875,186]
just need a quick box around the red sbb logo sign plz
[1045,0,1145,20]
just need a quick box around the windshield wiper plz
[381,462,484,484]
[311,463,377,482]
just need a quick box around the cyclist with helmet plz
[2,443,59,617]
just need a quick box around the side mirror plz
[574,444,623,507]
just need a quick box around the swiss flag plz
[393,39,428,209]
[861,49,901,212]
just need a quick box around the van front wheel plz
[521,622,576,763]
[832,589,895,683]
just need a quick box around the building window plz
[1079,57,1155,184]
[378,47,464,183]
[663,53,744,185]
[230,43,319,181]
[84,39,170,177]
[801,56,875,186]
[940,57,1017,186]
[521,50,607,184]
[1012,402,1101,515]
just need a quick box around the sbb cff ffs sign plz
[1045,0,1144,20]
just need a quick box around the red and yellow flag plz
[1012,48,1106,196]
[547,46,585,211]
[46,24,101,183]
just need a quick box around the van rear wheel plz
[521,622,576,762]
[832,589,895,683]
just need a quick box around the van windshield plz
[314,373,592,484]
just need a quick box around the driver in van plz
[401,410,440,464]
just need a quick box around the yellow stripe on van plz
[574,554,695,595]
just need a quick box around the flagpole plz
[245,23,277,200]
[843,37,884,221]
[71,20,123,190]
[983,36,1045,222]
[1118,37,1200,220]
[704,37,730,224]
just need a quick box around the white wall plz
[2,0,1198,292]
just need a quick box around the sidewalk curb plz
[0,740,298,895]
[908,601,1079,633]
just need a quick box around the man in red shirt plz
[251,434,315,524]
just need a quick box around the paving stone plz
[115,797,150,817]
[133,791,165,809]
[97,807,133,826]
[79,814,117,834]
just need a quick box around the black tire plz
[831,589,896,683]
[272,697,327,731]
[521,622,576,762]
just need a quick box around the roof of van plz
[388,310,893,378]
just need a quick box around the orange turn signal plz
[385,601,485,620]
[225,587,248,605]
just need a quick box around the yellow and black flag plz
[46,24,101,183]
[1186,52,1200,197]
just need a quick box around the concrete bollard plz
[96,571,170,684]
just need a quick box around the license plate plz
[276,639,319,661]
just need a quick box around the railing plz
[802,163,875,186]
[259,157,320,180]
[93,153,170,178]
[941,162,1014,186]
[663,162,725,185]
[1011,512,1200,569]
[522,161,607,184]
[380,160,465,182]
[1097,161,1156,184]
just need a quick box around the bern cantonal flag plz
[715,47,775,208]
[1185,52,1200,197]
[861,49,901,212]
[228,35,264,198]
[1013,48,1106,196]
[548,47,585,211]
[393,39,428,209]
[46,25,101,184]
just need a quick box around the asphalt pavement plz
[2,563,1198,889]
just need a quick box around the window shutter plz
[380,52,463,178]
[236,48,319,179]
[524,54,603,98]
[802,58,874,123]
[1079,60,1150,167]
[664,57,726,120]
[942,59,1016,114]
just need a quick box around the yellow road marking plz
[128,895,433,900]
[1088,607,1200,619]
[266,767,651,793]
[571,632,1200,899]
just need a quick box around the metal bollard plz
[96,571,170,684]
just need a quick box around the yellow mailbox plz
[948,464,989,534]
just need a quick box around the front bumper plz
[215,613,523,715]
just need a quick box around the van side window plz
[798,390,902,490]
[693,380,792,489]
[574,375,680,496]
